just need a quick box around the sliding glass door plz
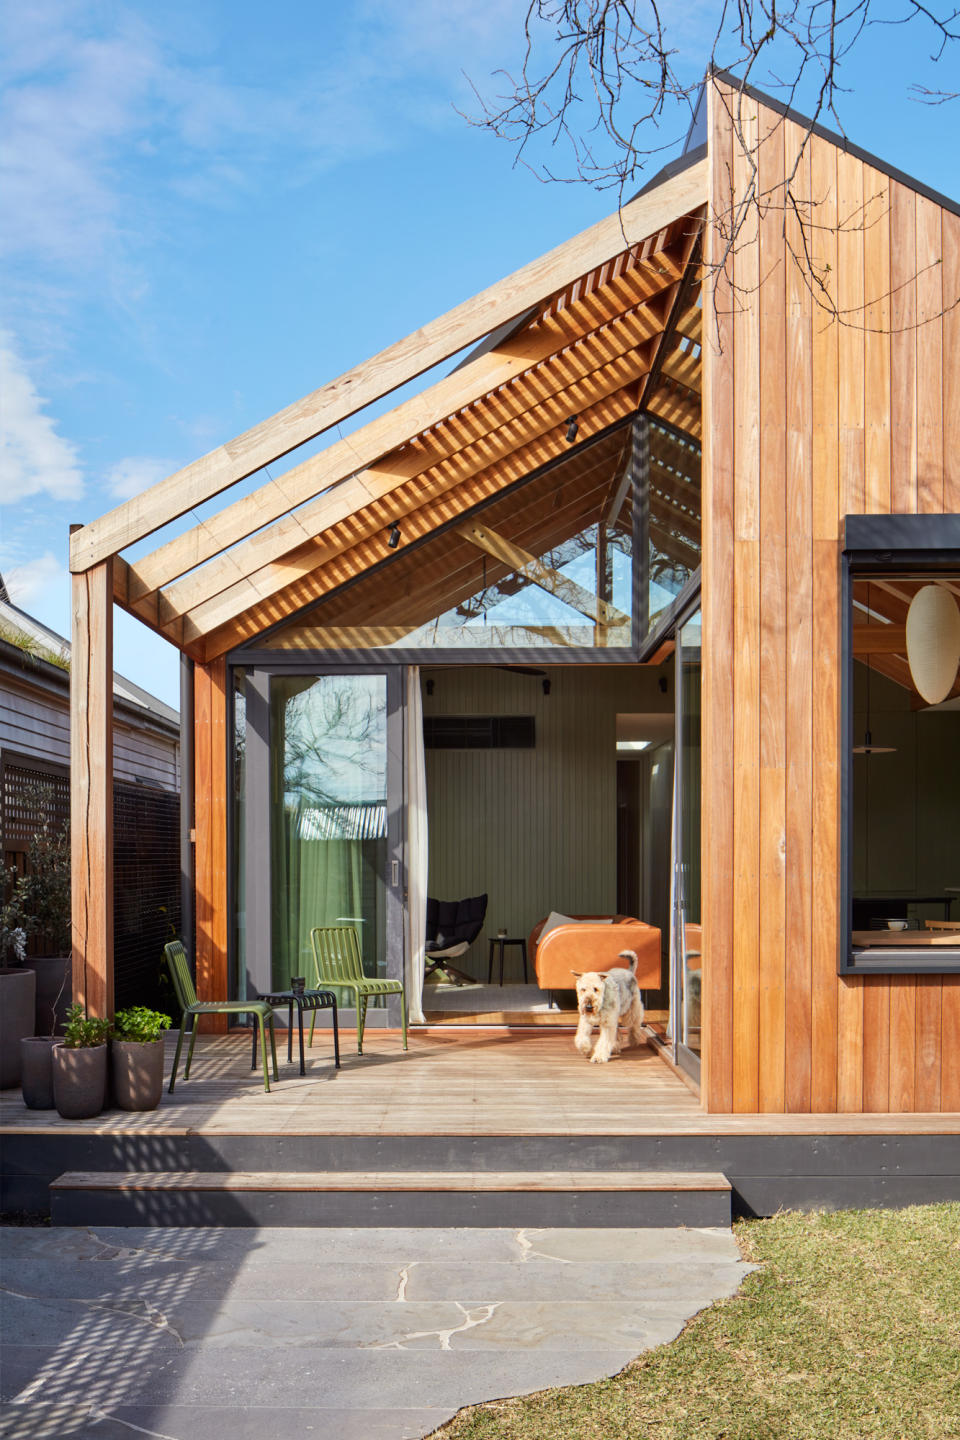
[670,608,702,1076]
[239,667,404,1006]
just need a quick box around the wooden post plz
[70,549,114,1017]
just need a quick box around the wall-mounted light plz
[542,678,551,696]
[565,416,579,443]
[616,739,651,753]
[387,523,401,549]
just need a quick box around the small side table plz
[487,937,529,986]
[254,989,341,1075]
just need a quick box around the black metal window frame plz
[231,413,651,669]
[839,514,960,975]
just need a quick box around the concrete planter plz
[20,1036,59,1109]
[31,955,71,1037]
[53,1043,107,1120]
[111,1039,165,1112]
[0,969,36,1089]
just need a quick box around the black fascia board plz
[843,514,960,554]
[706,67,960,219]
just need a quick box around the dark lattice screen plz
[113,783,181,1013]
[2,754,70,865]
[1,750,180,1010]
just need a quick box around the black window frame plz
[840,514,960,975]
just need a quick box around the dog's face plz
[573,972,608,1019]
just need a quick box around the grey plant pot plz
[53,1043,107,1120]
[20,1036,59,1109]
[0,968,36,1089]
[31,954,72,1037]
[111,1039,165,1112]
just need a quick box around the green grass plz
[0,621,69,671]
[435,1205,960,1440]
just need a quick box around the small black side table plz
[487,937,529,985]
[254,989,340,1075]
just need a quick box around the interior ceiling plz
[96,191,706,662]
[853,577,960,706]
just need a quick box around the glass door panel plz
[240,668,403,1006]
[271,673,390,990]
[670,608,702,1071]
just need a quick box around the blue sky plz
[1,0,957,710]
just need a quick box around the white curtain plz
[405,666,428,1024]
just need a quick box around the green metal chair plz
[164,940,279,1093]
[309,925,408,1055]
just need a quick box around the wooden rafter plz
[130,257,679,621]
[175,341,658,647]
[207,423,631,656]
[71,158,707,575]
[200,386,643,657]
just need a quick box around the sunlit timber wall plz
[700,80,960,1114]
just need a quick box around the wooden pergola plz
[69,152,708,1016]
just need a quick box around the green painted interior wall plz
[852,664,960,915]
[422,664,673,982]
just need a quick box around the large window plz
[244,414,701,664]
[842,518,960,973]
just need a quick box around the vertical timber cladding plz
[702,78,960,1114]
[194,657,229,1030]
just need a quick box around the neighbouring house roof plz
[0,591,179,734]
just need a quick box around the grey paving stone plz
[0,1403,454,1440]
[0,1225,754,1440]
[404,1257,750,1302]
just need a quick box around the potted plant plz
[0,919,34,1089]
[111,1007,171,1111]
[52,1004,111,1119]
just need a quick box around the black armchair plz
[424,893,488,985]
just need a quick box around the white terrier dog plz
[572,950,646,1064]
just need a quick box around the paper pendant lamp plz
[905,585,960,704]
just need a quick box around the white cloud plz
[106,455,177,500]
[0,335,84,503]
[1,551,67,614]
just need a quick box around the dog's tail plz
[618,949,639,976]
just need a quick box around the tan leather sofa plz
[529,914,662,992]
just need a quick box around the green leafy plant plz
[62,1003,112,1049]
[0,917,27,965]
[2,786,71,959]
[112,1006,171,1044]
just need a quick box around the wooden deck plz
[3,1030,959,1138]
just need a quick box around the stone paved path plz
[0,1225,753,1440]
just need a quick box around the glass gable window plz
[253,421,640,655]
[248,413,702,660]
[647,418,702,634]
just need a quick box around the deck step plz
[50,1169,732,1228]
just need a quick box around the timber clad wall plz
[702,80,960,1114]
[194,658,229,1027]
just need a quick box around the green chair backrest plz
[164,940,198,1010]
[310,926,365,986]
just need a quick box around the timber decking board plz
[3,1032,957,1138]
[51,1169,732,1192]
